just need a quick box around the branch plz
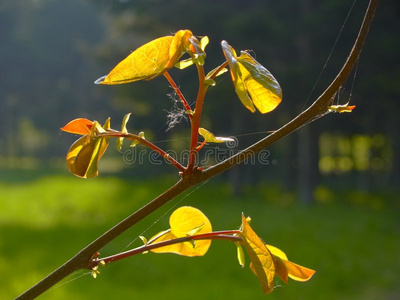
[16,0,378,298]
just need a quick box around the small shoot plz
[61,118,110,178]
[116,113,131,152]
[198,128,234,150]
[328,102,356,113]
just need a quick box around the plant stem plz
[93,230,242,266]
[209,61,229,80]
[163,72,193,115]
[101,130,186,173]
[16,1,379,298]
[187,64,207,172]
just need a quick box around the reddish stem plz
[101,130,186,173]
[187,64,207,172]
[163,72,192,114]
[209,61,229,80]
[93,230,242,266]
[196,140,207,151]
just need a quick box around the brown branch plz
[15,0,379,298]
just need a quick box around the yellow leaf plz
[200,36,209,51]
[267,244,315,282]
[175,58,195,69]
[150,206,212,257]
[96,30,193,85]
[271,255,289,284]
[240,214,275,294]
[235,242,246,268]
[266,244,288,260]
[198,128,234,144]
[328,103,356,113]
[221,41,282,114]
[281,259,316,282]
[167,29,193,69]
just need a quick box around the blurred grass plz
[0,172,399,299]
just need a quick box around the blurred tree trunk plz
[296,0,320,205]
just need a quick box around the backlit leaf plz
[61,118,93,135]
[96,30,193,85]
[281,259,315,282]
[65,120,109,178]
[271,255,289,284]
[187,35,208,66]
[221,40,282,114]
[267,244,315,282]
[240,214,275,294]
[235,242,245,268]
[150,206,212,257]
[175,58,195,70]
[198,128,234,144]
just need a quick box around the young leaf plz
[116,113,131,152]
[150,206,212,257]
[175,58,195,70]
[235,242,246,268]
[328,102,356,113]
[281,259,316,282]
[64,120,110,178]
[96,30,193,85]
[198,128,234,143]
[61,118,93,135]
[221,41,282,114]
[266,244,315,282]
[240,214,275,294]
[187,35,208,66]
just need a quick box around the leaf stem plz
[101,130,186,173]
[163,72,192,115]
[209,61,229,80]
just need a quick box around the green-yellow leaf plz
[235,242,246,268]
[96,30,193,85]
[221,40,282,114]
[240,214,275,294]
[198,128,234,144]
[150,206,212,257]
[200,36,209,51]
[116,113,131,152]
[175,58,195,69]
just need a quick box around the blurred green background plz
[1,0,399,299]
